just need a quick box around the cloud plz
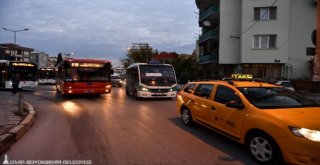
[0,0,199,64]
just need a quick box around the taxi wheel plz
[181,108,193,126]
[246,132,283,165]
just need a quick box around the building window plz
[253,35,276,49]
[24,51,30,55]
[254,7,276,21]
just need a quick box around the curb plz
[0,101,35,155]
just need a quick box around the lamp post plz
[1,27,29,57]
[313,2,320,81]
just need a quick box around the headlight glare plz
[289,126,320,142]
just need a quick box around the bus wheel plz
[134,89,139,99]
[125,86,129,96]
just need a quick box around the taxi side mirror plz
[226,100,244,109]
[186,88,193,93]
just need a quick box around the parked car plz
[275,80,295,91]
[176,74,320,165]
[111,75,123,87]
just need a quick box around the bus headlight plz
[142,87,148,92]
[289,126,320,142]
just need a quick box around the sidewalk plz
[0,90,35,155]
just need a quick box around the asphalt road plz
[1,85,257,165]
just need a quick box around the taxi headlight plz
[289,126,320,142]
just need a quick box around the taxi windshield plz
[237,87,319,109]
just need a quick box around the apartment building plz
[30,51,49,68]
[196,0,316,80]
[0,43,34,62]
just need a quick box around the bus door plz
[0,63,6,87]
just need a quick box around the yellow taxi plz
[176,74,320,165]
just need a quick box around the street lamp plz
[1,27,29,56]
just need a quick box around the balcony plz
[196,0,219,10]
[199,52,219,64]
[199,29,219,43]
[199,6,219,22]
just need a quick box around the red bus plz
[55,58,112,96]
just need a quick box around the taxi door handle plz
[211,106,216,110]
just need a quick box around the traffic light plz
[306,30,317,56]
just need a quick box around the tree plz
[121,44,154,68]
[55,53,63,66]
[166,54,202,84]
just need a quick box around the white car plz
[111,75,123,87]
[276,80,295,91]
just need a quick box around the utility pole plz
[313,1,320,81]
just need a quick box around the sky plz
[0,0,199,66]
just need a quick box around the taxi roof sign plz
[231,74,253,79]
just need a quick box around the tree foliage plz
[162,54,202,84]
[121,47,203,83]
[121,46,154,68]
